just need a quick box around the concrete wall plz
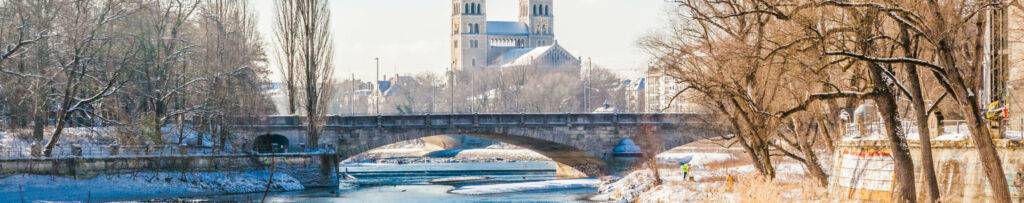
[0,153,339,188]
[829,139,1024,202]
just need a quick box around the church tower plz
[451,0,488,71]
[519,0,554,47]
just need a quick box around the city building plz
[644,69,703,113]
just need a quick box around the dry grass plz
[705,173,829,202]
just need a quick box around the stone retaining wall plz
[829,139,1024,202]
[0,153,339,188]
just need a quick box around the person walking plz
[680,162,691,180]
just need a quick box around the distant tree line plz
[328,64,633,116]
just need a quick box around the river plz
[182,161,599,202]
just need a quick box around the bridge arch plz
[332,128,611,177]
[254,134,289,153]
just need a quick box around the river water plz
[192,161,599,202]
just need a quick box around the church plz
[451,0,581,70]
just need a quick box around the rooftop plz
[486,21,529,35]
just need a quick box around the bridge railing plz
[0,143,337,160]
[233,113,702,128]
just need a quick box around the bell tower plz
[519,0,554,47]
[451,0,488,70]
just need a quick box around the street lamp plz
[375,57,380,115]
[449,65,456,114]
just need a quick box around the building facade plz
[451,0,580,70]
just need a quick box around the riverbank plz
[593,144,828,202]
[0,170,304,202]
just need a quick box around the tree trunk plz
[859,11,916,202]
[901,26,941,202]
[31,105,46,156]
[926,1,1012,200]
[716,101,773,177]
[43,109,70,157]
[936,35,1013,203]
[795,118,829,187]
[754,140,776,179]
[868,66,918,203]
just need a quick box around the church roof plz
[486,21,529,35]
[491,42,579,68]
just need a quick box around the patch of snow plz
[160,125,213,147]
[842,131,886,141]
[934,132,969,141]
[656,152,736,167]
[0,171,303,202]
[595,170,658,203]
[448,179,599,195]
[1005,131,1023,140]
[454,148,550,161]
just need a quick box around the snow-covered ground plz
[595,148,820,202]
[0,171,303,202]
[454,148,550,161]
[655,152,736,167]
[449,179,599,195]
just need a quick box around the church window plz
[474,23,480,33]
[544,5,549,16]
[474,3,480,14]
[464,3,469,14]
[532,5,537,16]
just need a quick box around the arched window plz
[532,5,537,16]
[544,5,549,16]
[464,3,469,14]
[474,3,480,14]
[474,23,480,33]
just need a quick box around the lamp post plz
[375,57,380,115]
[454,66,458,114]
[350,73,355,116]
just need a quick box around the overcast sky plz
[249,0,674,81]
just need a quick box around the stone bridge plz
[233,113,722,177]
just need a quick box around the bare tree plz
[275,0,300,115]
[39,0,133,156]
[276,0,335,146]
[193,0,271,148]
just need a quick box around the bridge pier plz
[555,162,590,178]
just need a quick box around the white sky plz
[249,0,674,81]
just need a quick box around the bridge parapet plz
[239,113,704,130]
